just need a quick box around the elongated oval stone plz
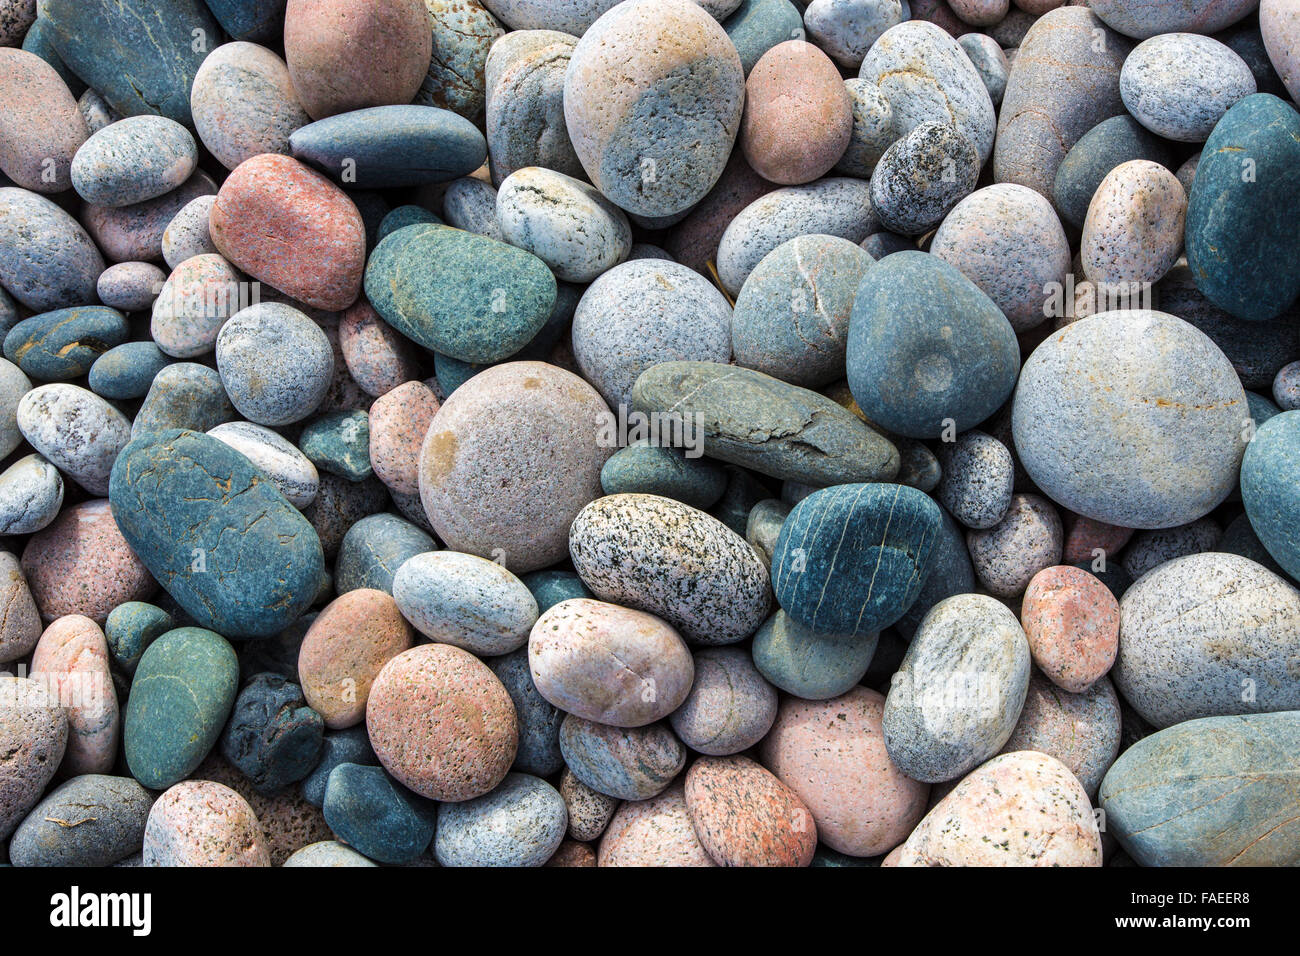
[109,428,325,638]
[4,305,128,381]
[364,223,555,364]
[0,187,104,311]
[0,47,88,193]
[630,361,899,486]
[1100,711,1300,866]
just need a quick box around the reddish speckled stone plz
[369,381,440,496]
[143,780,271,867]
[284,0,433,120]
[298,588,414,729]
[741,41,852,186]
[30,615,118,775]
[759,687,929,858]
[546,840,597,866]
[0,48,88,193]
[684,754,817,867]
[210,154,366,311]
[597,781,716,867]
[366,643,518,801]
[1061,512,1134,565]
[1020,565,1120,693]
[340,299,421,398]
[20,500,154,624]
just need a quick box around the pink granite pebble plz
[0,552,41,664]
[143,780,271,867]
[369,381,441,496]
[340,299,422,398]
[0,48,88,193]
[82,171,218,263]
[684,754,817,867]
[597,781,717,867]
[30,615,118,776]
[1061,513,1134,566]
[1020,564,1120,693]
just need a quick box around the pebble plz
[335,514,434,595]
[9,774,152,867]
[419,0,505,119]
[966,493,1064,598]
[0,552,41,663]
[161,196,219,270]
[368,382,440,496]
[668,647,776,755]
[804,0,904,69]
[870,121,980,236]
[1052,115,1173,231]
[1241,410,1300,578]
[219,673,324,792]
[597,782,715,866]
[1120,519,1220,579]
[600,442,726,511]
[435,772,567,867]
[321,762,436,863]
[31,615,118,775]
[560,768,618,842]
[17,384,131,494]
[564,0,745,217]
[0,187,104,311]
[132,362,235,438]
[442,177,504,240]
[745,497,790,567]
[339,301,421,398]
[143,780,269,867]
[724,0,804,75]
[934,430,1014,529]
[103,601,172,675]
[485,31,582,185]
[84,171,218,263]
[0,47,87,193]
[1020,565,1119,693]
[488,647,563,776]
[835,79,894,177]
[752,610,877,700]
[1089,0,1260,40]
[191,42,311,171]
[1081,160,1186,290]
[96,261,164,312]
[299,726,375,808]
[883,593,1031,782]
[366,643,518,801]
[71,116,197,207]
[522,570,593,615]
[1261,0,1300,103]
[0,675,66,839]
[959,32,1009,105]
[283,841,376,867]
[684,755,817,867]
[558,714,685,800]
[0,455,63,535]
[392,550,538,655]
[299,410,371,481]
[207,421,319,508]
[569,493,772,645]
[1122,33,1256,144]
[999,671,1121,798]
[215,303,334,425]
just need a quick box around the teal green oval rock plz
[123,626,239,790]
[1241,409,1300,579]
[299,410,372,481]
[1186,94,1300,321]
[364,223,556,364]
[600,441,726,510]
[109,428,325,638]
[1099,711,1300,866]
[88,342,171,400]
[376,204,443,243]
[105,601,174,675]
[4,306,128,381]
[751,610,877,700]
[520,570,593,615]
[335,513,435,595]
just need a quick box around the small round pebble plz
[1020,565,1120,693]
[935,430,1014,529]
[0,455,63,535]
[71,116,197,207]
[215,302,334,426]
[966,493,1064,598]
[393,550,538,656]
[435,773,567,867]
[669,647,776,755]
[142,780,269,867]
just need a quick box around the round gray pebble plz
[434,772,567,867]
[935,430,1014,530]
[966,493,1064,598]
[215,302,334,426]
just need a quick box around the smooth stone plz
[1052,115,1174,230]
[321,763,436,864]
[935,430,1013,530]
[83,170,217,263]
[103,601,172,675]
[1081,160,1187,289]
[559,768,617,842]
[71,116,196,207]
[597,780,715,866]
[132,362,235,438]
[488,647,564,777]
[529,598,694,727]
[283,841,376,867]
[0,357,26,460]
[123,627,239,789]
[0,47,87,193]
[16,384,130,494]
[558,714,685,801]
[894,751,1102,866]
[207,421,319,509]
[484,31,582,185]
[835,78,894,177]
[760,686,929,857]
[870,121,979,237]
[966,493,1064,598]
[1120,519,1221,579]
[339,300,421,398]
[0,675,66,839]
[496,167,631,282]
[564,0,745,217]
[109,429,325,638]
[418,0,505,120]
[847,251,1020,439]
[480,0,617,33]
[30,615,117,774]
[299,726,375,807]
[0,552,41,663]
[160,195,218,269]
[299,410,371,481]
[571,260,731,408]
[392,550,537,656]
[1089,0,1259,40]
[96,261,164,312]
[0,455,62,535]
[442,176,503,240]
[883,593,1031,782]
[600,441,725,511]
[1186,94,1300,322]
[9,775,151,867]
[75,87,116,132]
[1115,552,1300,727]
[999,671,1121,798]
[204,0,285,41]
[1099,711,1300,866]
[150,254,246,359]
[684,754,817,866]
[334,514,433,596]
[4,306,127,381]
[1242,411,1300,579]
[291,105,485,188]
[418,361,610,573]
[959,31,1009,104]
[219,673,324,792]
[368,381,440,496]
[215,303,333,426]
[752,609,876,700]
[1276,362,1300,409]
[569,493,771,645]
[0,187,103,311]
[364,223,554,364]
[804,0,904,69]
[435,772,566,867]
[745,497,790,568]
[365,643,518,801]
[1012,311,1248,528]
[1121,33,1255,143]
[1020,565,1120,693]
[716,177,876,296]
[142,780,269,867]
[1261,0,1300,102]
[723,0,804,75]
[376,205,441,244]
[669,646,776,755]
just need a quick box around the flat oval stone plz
[419,361,610,573]
[1186,94,1300,322]
[0,47,87,193]
[0,675,66,839]
[191,41,312,171]
[131,362,235,438]
[123,627,239,789]
[1090,0,1259,40]
[894,751,1102,866]
[335,513,434,595]
[339,300,421,399]
[847,251,1020,439]
[630,362,900,486]
[751,610,877,700]
[999,671,1121,798]
[109,429,325,638]
[1115,552,1300,728]
[39,0,217,125]
[435,772,566,867]
[210,154,365,311]
[1052,114,1174,231]
[96,261,165,312]
[684,754,817,866]
[934,430,1013,530]
[71,116,196,207]
[16,384,131,495]
[558,714,685,800]
[564,0,744,217]
[215,302,334,426]
[30,614,118,774]
[299,410,372,481]
[1121,33,1255,143]
[4,306,128,381]
[1012,311,1248,529]
[143,780,269,866]
[365,223,554,364]
[392,550,538,656]
[283,0,432,120]
[529,598,693,727]
[207,421,319,508]
[1021,565,1119,693]
[569,493,771,645]
[0,187,104,311]
[883,593,1031,782]
[0,455,62,536]
[291,105,486,188]
[805,0,903,69]
[9,774,151,867]
[366,643,518,801]
[597,780,715,866]
[1099,711,1300,866]
[320,762,436,863]
[760,686,929,857]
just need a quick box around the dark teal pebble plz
[1217,511,1287,578]
[893,505,974,640]
[771,482,940,637]
[334,512,436,595]
[290,105,487,189]
[751,610,878,700]
[377,204,444,243]
[131,362,234,437]
[219,673,325,794]
[1052,115,1173,230]
[8,775,152,867]
[105,601,174,675]
[861,231,914,261]
[4,306,128,381]
[520,570,593,614]
[20,15,85,97]
[1240,410,1300,580]
[300,725,376,809]
[203,0,286,43]
[109,428,326,638]
[600,441,727,510]
[322,763,437,864]
[88,341,171,400]
[488,648,564,778]
[299,409,372,481]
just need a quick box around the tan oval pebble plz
[143,780,271,867]
[966,493,1063,598]
[31,615,118,775]
[529,598,694,727]
[369,381,441,495]
[0,552,41,664]
[0,48,88,193]
[1020,564,1119,693]
[597,781,717,867]
[1082,159,1186,292]
[759,686,929,858]
[684,754,817,867]
[297,588,414,729]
